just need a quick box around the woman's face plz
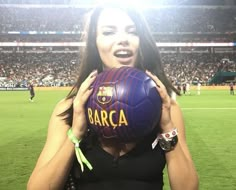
[96,8,140,69]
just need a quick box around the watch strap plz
[158,128,178,141]
[157,128,179,152]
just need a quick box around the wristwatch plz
[158,128,178,152]
[158,135,178,152]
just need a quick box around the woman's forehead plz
[97,8,135,27]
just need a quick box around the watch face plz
[171,136,178,146]
[159,138,171,151]
[159,136,178,151]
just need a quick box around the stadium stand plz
[0,0,235,87]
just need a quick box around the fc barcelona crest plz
[96,85,113,105]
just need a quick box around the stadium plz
[0,0,235,189]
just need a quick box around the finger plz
[146,70,163,88]
[73,70,98,109]
[146,70,170,103]
[87,70,98,82]
[80,88,94,105]
[73,89,93,106]
[76,70,98,97]
[82,70,98,89]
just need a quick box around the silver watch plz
[158,135,178,152]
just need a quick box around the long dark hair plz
[61,3,179,126]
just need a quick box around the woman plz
[27,3,198,190]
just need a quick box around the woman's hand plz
[146,70,174,132]
[72,70,98,138]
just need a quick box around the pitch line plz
[182,108,236,110]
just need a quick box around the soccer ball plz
[85,66,162,142]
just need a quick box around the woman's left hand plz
[146,70,174,132]
[146,71,199,190]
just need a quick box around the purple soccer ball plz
[85,66,162,142]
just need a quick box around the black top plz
[72,130,166,190]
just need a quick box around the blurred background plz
[0,1,235,190]
[0,0,235,88]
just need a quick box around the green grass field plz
[0,89,235,190]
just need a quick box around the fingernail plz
[90,70,98,78]
[146,70,153,75]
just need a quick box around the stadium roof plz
[0,0,234,6]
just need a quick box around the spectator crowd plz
[0,52,235,88]
[0,5,235,88]
[0,52,79,87]
[0,6,235,34]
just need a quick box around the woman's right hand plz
[71,70,98,139]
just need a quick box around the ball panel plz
[85,66,162,142]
